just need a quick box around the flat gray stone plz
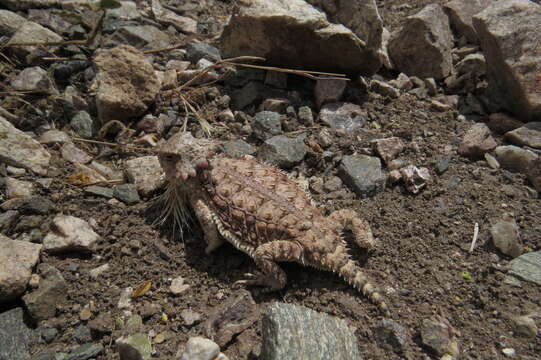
[491,214,522,258]
[23,265,67,321]
[42,215,100,254]
[223,139,257,157]
[0,308,37,360]
[339,155,385,198]
[108,25,171,50]
[258,135,307,169]
[113,184,141,205]
[0,116,51,175]
[84,186,114,199]
[261,302,361,360]
[494,145,538,174]
[252,111,282,141]
[0,9,26,35]
[124,156,164,197]
[115,333,152,360]
[508,251,541,286]
[319,102,367,131]
[505,122,541,149]
[70,111,94,139]
[6,21,62,60]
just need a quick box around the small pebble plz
[502,348,515,357]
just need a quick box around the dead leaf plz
[67,172,94,186]
[132,280,152,297]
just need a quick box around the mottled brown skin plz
[157,132,390,316]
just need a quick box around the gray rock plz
[20,196,55,215]
[27,9,72,35]
[369,79,399,98]
[40,327,58,344]
[258,135,308,169]
[151,0,197,34]
[23,265,67,321]
[505,122,541,149]
[388,4,453,80]
[5,177,34,199]
[0,116,51,175]
[420,317,459,358]
[107,0,139,20]
[60,142,92,164]
[108,25,170,49]
[70,111,94,139]
[65,343,104,360]
[339,155,385,198]
[39,130,71,145]
[508,251,541,286]
[400,165,431,194]
[124,156,164,197]
[180,337,220,360]
[6,21,63,61]
[487,113,523,135]
[84,186,114,199]
[220,0,381,75]
[443,0,491,43]
[473,1,541,122]
[11,67,57,95]
[180,309,202,326]
[260,98,290,114]
[94,45,160,123]
[0,236,42,302]
[42,215,100,253]
[0,9,26,35]
[435,155,451,175]
[261,302,361,360]
[223,139,256,157]
[73,326,92,344]
[314,78,347,108]
[115,333,152,360]
[0,210,18,233]
[204,290,259,347]
[390,73,412,90]
[297,106,314,126]
[457,123,497,158]
[62,86,89,117]
[252,111,282,141]
[374,319,409,354]
[495,145,538,174]
[113,184,141,205]
[319,102,367,131]
[484,153,499,169]
[491,214,522,258]
[0,308,36,360]
[186,42,221,64]
[512,315,538,338]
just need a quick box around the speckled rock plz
[42,215,100,253]
[339,155,385,198]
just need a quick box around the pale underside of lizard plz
[156,131,390,316]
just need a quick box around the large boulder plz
[388,4,453,80]
[473,1,541,122]
[443,0,491,44]
[219,0,381,75]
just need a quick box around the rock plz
[220,0,381,75]
[116,333,152,360]
[7,166,26,177]
[390,73,412,91]
[508,251,541,286]
[473,1,541,122]
[0,236,42,302]
[0,210,18,232]
[297,106,314,126]
[65,343,104,360]
[11,66,57,94]
[457,123,497,158]
[40,327,58,344]
[252,111,282,141]
[5,177,34,199]
[319,102,367,131]
[400,165,431,194]
[487,113,523,135]
[420,317,459,358]
[108,25,170,50]
[106,0,140,21]
[0,116,51,175]
[512,315,538,338]
[223,139,256,157]
[369,79,400,98]
[180,337,220,360]
[170,276,190,295]
[15,196,55,215]
[113,184,140,205]
[261,302,360,360]
[230,81,281,110]
[372,137,405,164]
[93,45,160,123]
[0,308,36,360]
[260,98,290,114]
[43,215,100,253]
[180,309,202,326]
[204,290,259,347]
[388,4,453,80]
[501,348,515,357]
[73,326,92,344]
[124,156,164,197]
[6,21,62,61]
[85,186,114,199]
[88,313,114,336]
[505,122,541,149]
[339,155,385,198]
[495,145,538,174]
[435,155,451,175]
[23,265,67,321]
[374,319,409,354]
[258,135,308,169]
[314,78,347,108]
[186,42,221,64]
[118,287,133,310]
[151,0,197,34]
[527,157,541,192]
[0,9,26,35]
[443,0,491,43]
[491,214,522,258]
[70,111,94,139]
[484,153,499,169]
[39,130,71,145]
[89,263,110,279]
[61,142,92,164]
[455,53,486,77]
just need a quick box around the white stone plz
[89,263,110,279]
[118,287,133,310]
[5,177,34,199]
[42,215,100,253]
[124,156,164,197]
[170,276,190,295]
[180,337,220,360]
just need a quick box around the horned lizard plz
[157,131,390,316]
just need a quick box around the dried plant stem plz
[222,62,349,81]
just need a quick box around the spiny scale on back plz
[156,131,390,316]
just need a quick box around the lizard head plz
[157,131,218,184]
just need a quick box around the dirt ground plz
[1,0,540,359]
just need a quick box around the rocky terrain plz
[0,0,540,359]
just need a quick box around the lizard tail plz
[324,248,390,317]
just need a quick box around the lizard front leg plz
[235,240,304,291]
[191,197,224,254]
[328,209,376,249]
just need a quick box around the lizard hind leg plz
[328,209,376,249]
[234,241,304,291]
